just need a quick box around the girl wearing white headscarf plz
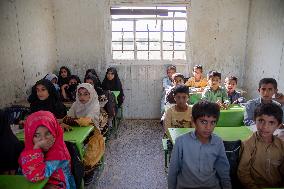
[44,73,60,92]
[68,83,100,126]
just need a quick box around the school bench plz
[0,175,48,189]
[217,105,245,127]
[111,91,123,138]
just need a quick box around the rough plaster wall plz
[189,0,249,86]
[52,0,106,80]
[0,0,56,107]
[244,0,284,98]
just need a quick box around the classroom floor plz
[91,120,168,189]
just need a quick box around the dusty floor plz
[87,120,168,189]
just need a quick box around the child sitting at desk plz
[238,103,284,189]
[61,75,81,102]
[0,109,23,175]
[165,73,185,105]
[28,79,67,119]
[58,66,71,87]
[65,83,100,128]
[19,111,75,189]
[168,101,231,189]
[161,65,176,114]
[202,70,230,109]
[85,68,102,87]
[44,73,60,93]
[185,64,207,89]
[244,78,284,126]
[224,76,245,104]
[102,67,124,108]
[163,85,192,136]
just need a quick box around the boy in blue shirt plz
[168,101,231,189]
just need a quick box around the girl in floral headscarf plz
[18,111,75,189]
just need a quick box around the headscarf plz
[68,83,100,126]
[44,73,60,91]
[58,66,71,87]
[0,109,23,172]
[84,73,104,96]
[85,69,102,87]
[22,111,70,161]
[102,67,124,107]
[65,75,81,102]
[28,79,67,119]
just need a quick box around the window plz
[111,6,187,60]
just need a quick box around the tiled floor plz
[90,120,167,189]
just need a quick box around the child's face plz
[258,83,277,101]
[167,69,176,79]
[174,93,188,107]
[194,116,217,141]
[69,79,78,85]
[60,68,68,78]
[107,71,115,81]
[36,84,49,100]
[51,78,57,84]
[173,76,184,86]
[208,76,221,90]
[256,114,281,141]
[192,68,202,79]
[225,79,237,93]
[85,79,94,86]
[33,126,55,152]
[78,88,90,104]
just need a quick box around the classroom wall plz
[243,0,284,98]
[0,0,57,107]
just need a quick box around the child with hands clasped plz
[19,111,75,189]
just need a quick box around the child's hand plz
[61,84,69,90]
[33,138,55,151]
[61,123,73,132]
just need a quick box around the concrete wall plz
[0,0,56,107]
[244,0,284,98]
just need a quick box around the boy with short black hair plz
[202,71,230,108]
[185,65,207,89]
[168,101,231,189]
[244,78,284,126]
[165,73,185,105]
[238,103,284,189]
[163,85,192,136]
[224,76,245,104]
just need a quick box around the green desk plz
[217,105,244,127]
[168,127,253,144]
[188,92,202,105]
[16,126,94,158]
[111,91,120,104]
[0,175,48,189]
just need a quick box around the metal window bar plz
[147,24,150,60]
[172,11,175,59]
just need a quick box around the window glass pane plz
[163,42,173,50]
[137,51,148,60]
[136,20,161,31]
[122,32,134,41]
[150,42,160,50]
[112,21,133,31]
[175,20,187,31]
[163,20,173,31]
[113,51,134,60]
[174,32,185,42]
[174,51,186,60]
[136,32,148,41]
[163,51,173,60]
[137,41,148,50]
[123,41,134,50]
[163,32,173,42]
[149,32,160,41]
[174,42,185,50]
[112,42,122,50]
[149,51,160,60]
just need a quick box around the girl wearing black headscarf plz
[28,79,67,119]
[61,75,81,102]
[0,109,23,174]
[102,67,124,107]
[58,66,71,87]
[85,69,102,87]
[84,73,104,96]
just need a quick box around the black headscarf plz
[58,66,71,87]
[84,74,104,96]
[85,69,102,87]
[64,75,81,102]
[28,79,67,119]
[102,67,124,107]
[0,109,23,173]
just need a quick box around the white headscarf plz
[68,83,100,126]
